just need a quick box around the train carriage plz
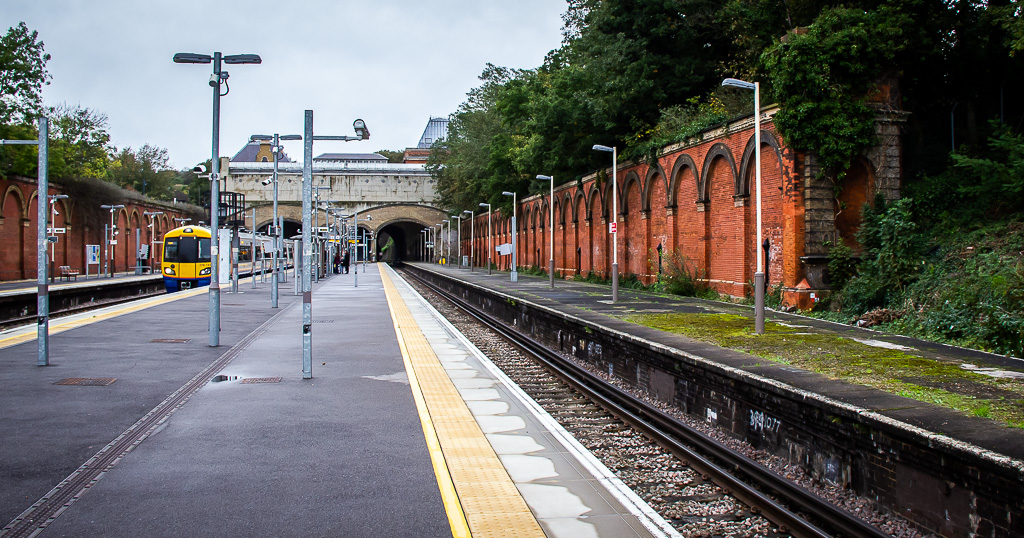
[161,226,212,292]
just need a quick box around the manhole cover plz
[151,338,191,343]
[55,378,117,386]
[241,377,282,384]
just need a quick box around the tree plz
[107,144,177,200]
[0,22,51,124]
[377,149,404,163]
[47,102,113,180]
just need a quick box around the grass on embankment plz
[624,312,1024,429]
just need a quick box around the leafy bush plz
[840,195,925,312]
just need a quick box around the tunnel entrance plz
[376,221,433,263]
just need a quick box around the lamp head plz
[173,52,212,64]
[592,144,614,153]
[479,203,489,208]
[353,119,370,140]
[537,174,552,181]
[501,191,514,196]
[223,54,262,65]
[721,77,755,90]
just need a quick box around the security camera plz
[366,215,372,221]
[209,73,219,87]
[261,177,273,186]
[193,164,208,174]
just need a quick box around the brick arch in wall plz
[738,130,787,287]
[1,185,27,279]
[588,184,607,277]
[834,157,875,253]
[645,165,670,273]
[703,145,746,296]
[622,170,645,277]
[668,154,700,207]
[574,189,589,275]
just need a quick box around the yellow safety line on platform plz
[380,264,544,538]
[0,286,207,350]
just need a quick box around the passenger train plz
[162,226,294,293]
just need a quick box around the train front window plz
[164,237,209,263]
[198,238,211,262]
[164,238,180,262]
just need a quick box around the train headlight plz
[163,266,176,276]
[199,267,211,276]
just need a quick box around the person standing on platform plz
[342,250,350,274]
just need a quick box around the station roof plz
[230,141,294,163]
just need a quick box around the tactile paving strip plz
[381,267,544,538]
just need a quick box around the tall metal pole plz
[301,110,313,379]
[486,204,491,275]
[271,134,280,308]
[36,117,49,366]
[208,52,223,347]
[753,81,765,335]
[538,175,555,288]
[612,149,619,302]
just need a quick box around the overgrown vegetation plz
[822,130,1024,357]
[0,22,202,202]
[626,312,1024,428]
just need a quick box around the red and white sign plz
[609,222,617,234]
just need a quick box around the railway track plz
[400,268,896,538]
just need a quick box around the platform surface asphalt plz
[2,263,678,538]
[1,268,450,537]
[416,262,1024,462]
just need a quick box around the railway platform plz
[0,264,674,537]
[414,262,1024,462]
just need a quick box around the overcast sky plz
[6,0,567,169]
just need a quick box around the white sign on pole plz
[496,243,513,256]
[86,245,100,265]
[609,221,617,234]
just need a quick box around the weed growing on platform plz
[624,312,1024,428]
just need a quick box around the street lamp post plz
[501,191,517,282]
[536,175,555,288]
[143,211,163,274]
[299,111,371,378]
[451,215,462,268]
[439,221,449,265]
[592,145,619,302]
[100,204,124,278]
[250,133,301,308]
[174,50,261,347]
[3,118,51,364]
[435,223,442,263]
[722,77,764,334]
[462,209,475,271]
[479,203,492,275]
[48,195,68,284]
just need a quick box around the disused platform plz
[0,264,675,537]
[409,261,1024,537]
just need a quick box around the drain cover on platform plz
[240,377,282,384]
[55,378,117,386]
[151,338,191,343]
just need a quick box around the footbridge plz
[223,160,445,262]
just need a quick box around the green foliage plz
[47,102,112,180]
[839,195,925,311]
[826,237,857,292]
[107,144,177,200]
[0,22,50,124]
[376,149,404,163]
[661,250,709,297]
[762,7,908,179]
[950,122,1024,215]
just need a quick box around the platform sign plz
[86,245,100,265]
[609,221,617,234]
[47,227,66,234]
[496,243,513,256]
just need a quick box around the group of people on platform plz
[332,251,350,274]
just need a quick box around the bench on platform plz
[59,265,79,281]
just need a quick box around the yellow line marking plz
[380,264,544,538]
[0,287,207,349]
